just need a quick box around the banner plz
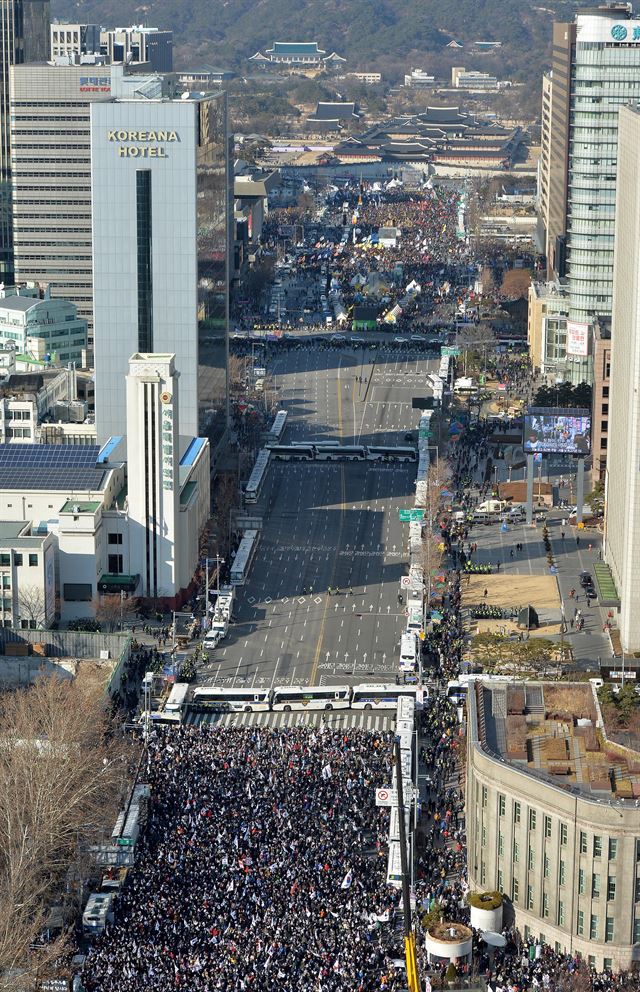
[566,320,589,358]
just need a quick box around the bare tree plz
[0,672,135,988]
[93,593,138,632]
[17,585,48,629]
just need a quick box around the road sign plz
[419,429,431,439]
[399,509,425,522]
[376,787,397,807]
[400,576,412,589]
[441,346,461,357]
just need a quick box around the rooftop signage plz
[107,129,180,158]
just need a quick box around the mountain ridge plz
[52,0,582,78]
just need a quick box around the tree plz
[586,479,605,516]
[0,672,134,988]
[500,268,532,300]
[17,585,49,629]
[533,381,592,410]
[93,593,138,633]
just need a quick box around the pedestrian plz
[483,588,488,598]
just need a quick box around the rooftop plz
[59,500,101,514]
[0,520,29,540]
[0,296,38,313]
[0,444,107,492]
[478,681,640,801]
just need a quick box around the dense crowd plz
[82,725,409,992]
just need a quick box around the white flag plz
[322,764,332,780]
[340,870,353,890]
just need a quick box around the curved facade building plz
[466,680,640,971]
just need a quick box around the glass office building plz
[0,0,50,282]
[564,6,640,379]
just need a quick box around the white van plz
[399,632,418,672]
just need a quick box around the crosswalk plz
[182,709,394,731]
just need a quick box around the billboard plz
[566,320,590,358]
[524,408,591,455]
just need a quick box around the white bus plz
[366,445,417,463]
[267,444,315,461]
[190,686,271,712]
[313,444,366,461]
[266,409,288,444]
[244,448,271,503]
[230,530,260,586]
[351,683,423,710]
[272,685,351,711]
[165,682,190,714]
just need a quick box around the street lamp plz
[205,555,225,630]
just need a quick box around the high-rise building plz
[539,21,575,280]
[50,22,173,72]
[91,90,230,447]
[604,104,640,652]
[535,5,640,385]
[10,61,165,348]
[50,22,100,59]
[100,26,173,72]
[0,0,50,282]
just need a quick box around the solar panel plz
[0,445,107,491]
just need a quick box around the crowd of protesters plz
[82,725,410,992]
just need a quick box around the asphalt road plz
[197,346,438,691]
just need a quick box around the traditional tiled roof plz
[267,41,326,56]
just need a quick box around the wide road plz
[197,345,438,691]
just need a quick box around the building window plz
[559,860,566,886]
[512,878,519,903]
[481,826,486,848]
[634,918,640,944]
[136,170,153,352]
[592,873,600,898]
[108,554,123,575]
[528,848,536,871]
[544,855,550,879]
[558,901,565,927]
[527,885,534,911]
[635,876,640,903]
[497,869,503,892]
[608,838,617,861]
[580,832,587,854]
[0,554,9,567]
[498,794,505,817]
[543,893,549,918]
[544,816,552,839]
[594,836,602,858]
[529,809,537,831]
[605,917,614,943]
[13,553,22,566]
[590,915,598,941]
[513,840,520,864]
[498,832,504,857]
[578,869,585,895]
[588,956,596,970]
[28,554,38,567]
[577,911,584,937]
[481,786,487,809]
[604,959,612,972]
[514,802,521,824]
[480,863,486,886]
[607,877,616,902]
[108,533,123,545]
[636,839,640,862]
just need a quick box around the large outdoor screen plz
[524,408,591,455]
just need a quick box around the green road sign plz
[399,509,426,522]
[441,346,461,357]
[419,429,431,439]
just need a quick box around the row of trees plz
[0,674,134,988]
